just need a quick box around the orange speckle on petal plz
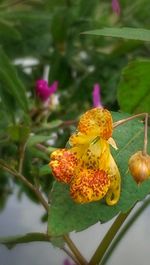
[70,169,110,203]
[77,108,113,140]
[49,149,77,183]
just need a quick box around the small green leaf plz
[48,120,63,129]
[83,27,150,42]
[7,125,30,142]
[117,60,150,113]
[47,146,57,153]
[39,164,51,176]
[48,112,150,236]
[30,147,49,161]
[27,135,51,147]
[0,233,50,249]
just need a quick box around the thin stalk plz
[89,210,131,265]
[101,197,150,265]
[36,143,50,154]
[63,235,88,265]
[143,113,148,155]
[18,141,27,174]
[113,113,147,128]
[62,246,80,265]
[0,163,48,211]
[113,112,149,155]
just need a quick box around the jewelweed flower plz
[35,79,58,101]
[112,0,121,16]
[49,108,121,205]
[92,83,103,108]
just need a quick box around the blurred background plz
[0,0,150,264]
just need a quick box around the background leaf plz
[27,135,51,147]
[117,60,150,113]
[83,27,150,42]
[0,48,29,112]
[48,112,150,236]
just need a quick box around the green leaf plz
[48,112,150,236]
[117,60,150,113]
[27,135,51,147]
[0,48,28,112]
[7,125,30,142]
[39,164,51,176]
[0,233,50,249]
[83,27,150,42]
[48,120,63,129]
[29,147,49,161]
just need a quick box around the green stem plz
[64,235,88,265]
[18,141,27,174]
[101,198,150,265]
[89,210,132,265]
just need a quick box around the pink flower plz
[35,79,58,101]
[112,0,121,16]
[92,83,103,108]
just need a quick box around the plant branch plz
[18,141,27,174]
[62,246,80,265]
[36,143,50,154]
[0,162,48,211]
[63,235,88,265]
[0,161,87,265]
[113,113,148,128]
[89,210,132,265]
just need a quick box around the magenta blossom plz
[35,79,58,101]
[63,259,76,265]
[92,83,103,108]
[111,0,121,16]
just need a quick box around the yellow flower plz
[49,108,121,205]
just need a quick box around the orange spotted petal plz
[49,149,77,183]
[77,108,113,140]
[70,169,110,203]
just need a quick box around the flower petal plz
[70,169,110,203]
[77,108,113,140]
[108,137,118,150]
[49,149,77,183]
[70,138,110,172]
[69,132,94,146]
[81,138,110,171]
[105,154,121,205]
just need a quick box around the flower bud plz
[128,151,150,184]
